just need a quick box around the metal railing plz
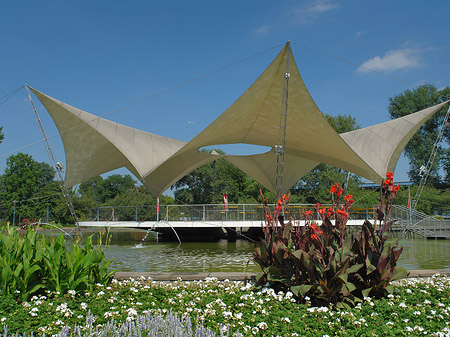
[89,203,379,223]
[390,205,450,238]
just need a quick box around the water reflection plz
[397,239,450,270]
[39,228,450,272]
[107,240,256,273]
[105,237,450,273]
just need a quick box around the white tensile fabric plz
[30,88,186,188]
[29,42,448,196]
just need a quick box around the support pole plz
[275,42,291,199]
[25,86,82,237]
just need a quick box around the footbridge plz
[80,203,450,241]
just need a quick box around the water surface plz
[104,236,450,273]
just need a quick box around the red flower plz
[304,210,313,219]
[336,209,348,217]
[327,207,334,218]
[344,194,354,205]
[330,183,338,194]
[384,172,394,187]
[330,182,343,197]
[319,208,326,218]
[310,222,323,240]
[390,185,399,193]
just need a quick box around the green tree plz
[78,174,136,204]
[0,126,4,144]
[0,153,42,223]
[172,150,266,204]
[388,84,450,185]
[36,162,55,189]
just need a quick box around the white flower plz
[97,291,105,297]
[80,303,88,310]
[126,308,138,316]
[1,317,6,323]
[223,311,233,318]
[307,306,329,313]
[257,322,268,330]
[252,327,259,334]
[399,302,407,308]
[67,290,76,296]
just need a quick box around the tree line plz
[1,85,450,225]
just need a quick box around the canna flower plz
[336,209,348,218]
[344,194,354,205]
[319,208,326,218]
[276,198,283,212]
[304,210,313,219]
[330,182,343,197]
[390,185,399,193]
[383,172,394,187]
[310,222,323,240]
[327,207,334,218]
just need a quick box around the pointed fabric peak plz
[29,87,186,187]
[143,42,382,195]
[340,101,449,177]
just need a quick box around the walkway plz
[114,269,450,282]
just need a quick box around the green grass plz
[0,274,449,336]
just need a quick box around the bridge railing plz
[390,205,450,238]
[89,203,379,223]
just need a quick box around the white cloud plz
[355,30,364,38]
[358,48,421,73]
[253,24,270,36]
[293,0,340,24]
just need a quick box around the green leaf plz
[347,263,364,274]
[346,282,356,293]
[362,287,372,298]
[390,267,408,281]
[291,284,313,298]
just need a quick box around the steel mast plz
[25,86,82,236]
[275,42,291,199]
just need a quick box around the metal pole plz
[275,42,291,200]
[12,200,17,226]
[25,86,83,237]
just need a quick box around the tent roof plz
[29,42,449,196]
[30,88,186,187]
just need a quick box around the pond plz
[98,229,450,273]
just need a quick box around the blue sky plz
[1,0,449,188]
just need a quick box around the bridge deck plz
[80,219,364,229]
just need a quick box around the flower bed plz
[1,275,449,336]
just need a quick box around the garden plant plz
[0,226,116,301]
[1,175,450,336]
[254,173,408,308]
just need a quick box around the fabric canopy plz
[29,42,449,196]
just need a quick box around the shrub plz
[0,226,115,301]
[253,173,408,308]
